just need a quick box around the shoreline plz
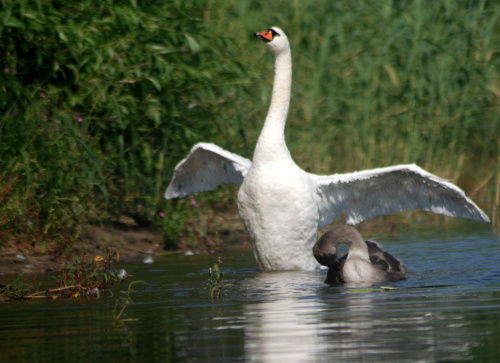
[0,225,165,277]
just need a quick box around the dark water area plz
[1,222,499,362]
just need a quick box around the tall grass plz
[1,0,499,250]
[288,0,500,181]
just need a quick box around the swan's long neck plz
[253,48,292,164]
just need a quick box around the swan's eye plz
[267,29,280,38]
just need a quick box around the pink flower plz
[40,93,45,98]
[159,212,165,217]
[190,197,197,206]
[4,67,9,73]
[78,117,83,122]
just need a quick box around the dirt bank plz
[0,225,165,276]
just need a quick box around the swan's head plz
[254,27,290,55]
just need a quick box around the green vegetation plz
[208,257,224,300]
[0,250,126,300]
[1,0,499,252]
[113,280,144,324]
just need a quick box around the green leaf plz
[148,44,175,54]
[147,77,161,91]
[184,34,200,53]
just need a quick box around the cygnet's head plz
[313,233,339,267]
[313,226,366,267]
[254,27,290,55]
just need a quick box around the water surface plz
[1,222,499,362]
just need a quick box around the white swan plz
[165,27,490,271]
[313,225,406,284]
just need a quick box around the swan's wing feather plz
[165,143,251,199]
[310,164,490,228]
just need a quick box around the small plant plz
[0,272,38,300]
[113,280,144,324]
[208,257,224,300]
[0,250,127,300]
[54,250,125,298]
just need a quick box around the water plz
[1,222,499,362]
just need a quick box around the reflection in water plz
[244,272,323,362]
[242,271,492,362]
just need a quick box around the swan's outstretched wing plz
[310,164,490,228]
[165,143,251,199]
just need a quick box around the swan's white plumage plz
[165,143,251,199]
[165,27,489,271]
[310,163,490,227]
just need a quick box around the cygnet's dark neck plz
[314,226,369,266]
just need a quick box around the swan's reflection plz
[243,271,324,362]
[243,271,476,362]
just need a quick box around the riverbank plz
[0,224,165,276]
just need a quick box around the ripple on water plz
[1,225,499,362]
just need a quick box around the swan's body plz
[313,226,406,284]
[165,27,489,271]
[237,28,319,270]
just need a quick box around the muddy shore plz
[0,225,166,276]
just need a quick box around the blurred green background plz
[1,0,499,251]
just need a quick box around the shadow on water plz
[1,222,499,362]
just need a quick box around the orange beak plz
[254,30,273,42]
